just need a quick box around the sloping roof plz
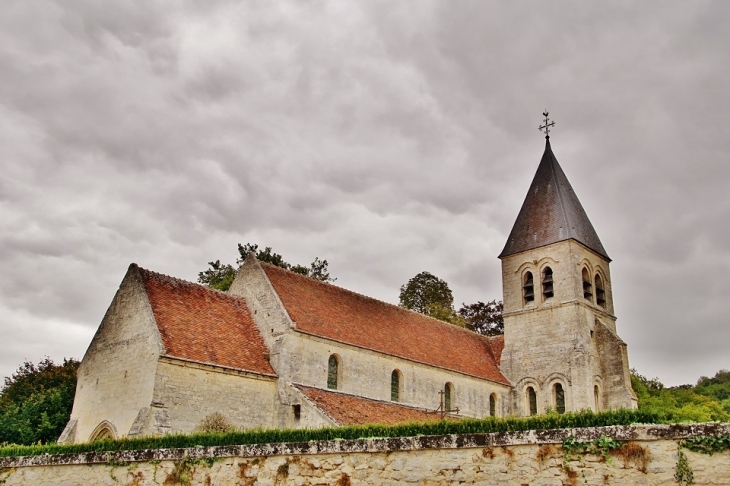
[499,138,610,260]
[135,265,276,377]
[261,263,509,385]
[487,335,504,365]
[294,385,444,426]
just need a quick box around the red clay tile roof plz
[135,265,276,377]
[261,263,508,384]
[294,385,444,426]
[488,335,504,365]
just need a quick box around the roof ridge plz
[258,261,494,342]
[134,264,249,302]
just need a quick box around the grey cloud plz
[0,1,728,386]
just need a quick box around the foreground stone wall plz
[2,423,729,485]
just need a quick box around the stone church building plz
[59,138,637,444]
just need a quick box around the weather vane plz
[539,111,555,138]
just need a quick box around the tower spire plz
[499,132,609,260]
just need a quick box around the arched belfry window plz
[595,274,606,308]
[523,272,535,304]
[444,383,454,410]
[489,394,497,417]
[391,370,401,402]
[527,387,537,415]
[327,355,339,390]
[542,267,554,300]
[582,268,593,302]
[554,383,566,414]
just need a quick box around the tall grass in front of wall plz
[0,408,661,459]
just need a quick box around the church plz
[58,130,637,444]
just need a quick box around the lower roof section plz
[294,385,451,426]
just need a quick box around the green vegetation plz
[198,242,335,291]
[398,271,505,334]
[0,358,79,446]
[631,369,730,422]
[0,408,659,459]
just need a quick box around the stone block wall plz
[150,358,280,435]
[500,240,635,415]
[4,423,729,485]
[66,266,163,443]
[279,333,511,419]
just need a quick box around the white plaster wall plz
[68,265,162,443]
[150,359,279,434]
[278,333,511,419]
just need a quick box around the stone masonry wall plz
[278,333,512,419]
[149,358,280,435]
[4,423,729,485]
[501,240,635,415]
[66,265,163,443]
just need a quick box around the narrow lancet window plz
[582,268,593,301]
[595,274,606,308]
[594,385,601,412]
[527,387,537,415]
[554,383,565,414]
[444,383,453,410]
[391,370,401,402]
[489,394,497,417]
[542,267,554,299]
[523,271,535,303]
[327,355,339,390]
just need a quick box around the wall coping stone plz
[2,422,728,469]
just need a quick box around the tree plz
[198,243,336,292]
[399,271,454,314]
[0,357,79,445]
[399,271,462,324]
[458,300,504,336]
[197,260,236,292]
[629,368,730,423]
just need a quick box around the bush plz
[195,412,234,434]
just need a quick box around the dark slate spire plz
[499,138,610,260]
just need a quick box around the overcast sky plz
[1,1,728,387]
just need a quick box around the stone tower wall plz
[501,240,635,415]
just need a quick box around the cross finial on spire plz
[539,111,555,139]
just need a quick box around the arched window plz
[391,370,401,402]
[554,383,566,414]
[582,268,593,301]
[527,386,537,415]
[327,355,339,390]
[489,394,497,417]
[444,383,454,411]
[594,385,601,412]
[595,274,606,308]
[542,267,554,299]
[523,272,535,303]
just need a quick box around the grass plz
[0,408,660,459]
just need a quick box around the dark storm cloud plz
[0,1,728,386]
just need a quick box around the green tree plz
[630,369,730,423]
[458,300,504,336]
[198,243,336,292]
[399,271,463,324]
[197,260,236,292]
[0,357,79,445]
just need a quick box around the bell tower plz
[499,118,636,416]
